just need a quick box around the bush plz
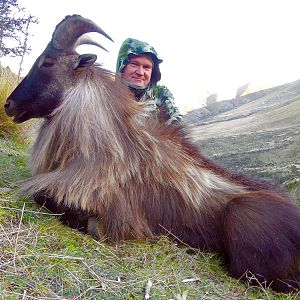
[0,65,34,143]
[284,178,300,203]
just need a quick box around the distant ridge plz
[184,79,300,126]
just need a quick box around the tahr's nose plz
[4,98,16,115]
[4,99,14,109]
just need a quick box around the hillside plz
[184,79,300,187]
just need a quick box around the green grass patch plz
[0,138,30,189]
[1,206,290,300]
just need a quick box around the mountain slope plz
[184,79,300,185]
[184,79,300,128]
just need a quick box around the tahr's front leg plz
[34,193,89,233]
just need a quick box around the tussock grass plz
[2,199,296,300]
[0,138,299,299]
[0,65,35,143]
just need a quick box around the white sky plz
[2,0,300,111]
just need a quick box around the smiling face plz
[121,54,153,87]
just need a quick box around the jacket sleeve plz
[154,85,183,126]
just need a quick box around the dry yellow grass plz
[0,65,35,143]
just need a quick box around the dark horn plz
[52,14,113,51]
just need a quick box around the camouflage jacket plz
[136,85,183,126]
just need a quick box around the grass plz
[1,202,298,299]
[0,65,34,143]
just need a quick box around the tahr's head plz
[4,14,113,123]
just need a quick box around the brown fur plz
[16,68,300,292]
[223,191,300,292]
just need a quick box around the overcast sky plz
[2,0,300,111]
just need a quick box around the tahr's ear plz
[74,54,97,69]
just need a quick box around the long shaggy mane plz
[22,66,245,243]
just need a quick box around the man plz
[116,38,183,126]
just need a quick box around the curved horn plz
[74,34,108,52]
[52,14,113,51]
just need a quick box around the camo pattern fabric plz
[116,38,163,76]
[140,85,183,126]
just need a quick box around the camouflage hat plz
[116,38,163,85]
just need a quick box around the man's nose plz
[135,66,144,75]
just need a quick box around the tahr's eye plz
[41,60,54,68]
[38,55,55,68]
